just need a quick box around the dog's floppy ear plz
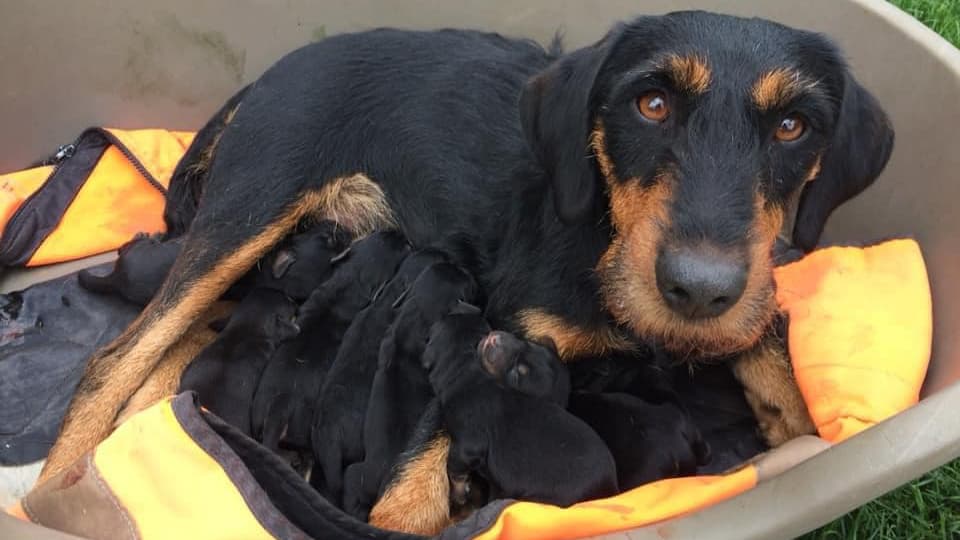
[519,28,621,224]
[792,72,894,251]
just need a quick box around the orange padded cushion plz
[773,239,932,443]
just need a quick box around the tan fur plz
[369,435,452,535]
[663,54,711,94]
[114,301,235,426]
[516,308,631,361]
[592,122,779,358]
[805,154,823,183]
[39,185,357,485]
[187,102,240,177]
[312,174,398,237]
[733,335,816,446]
[751,68,819,111]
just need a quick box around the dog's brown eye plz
[637,91,670,122]
[775,115,805,142]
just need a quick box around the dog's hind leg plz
[113,300,236,427]
[38,190,329,484]
[39,174,396,485]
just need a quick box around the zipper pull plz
[53,144,76,163]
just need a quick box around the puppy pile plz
[81,223,764,529]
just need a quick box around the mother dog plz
[40,10,893,483]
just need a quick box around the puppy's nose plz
[655,248,747,319]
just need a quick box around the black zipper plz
[2,131,87,238]
[0,127,169,265]
[92,128,167,195]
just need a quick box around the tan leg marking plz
[733,334,816,447]
[369,434,452,535]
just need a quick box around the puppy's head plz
[521,11,893,357]
[478,332,569,404]
[422,303,490,392]
[214,288,300,341]
[269,221,354,299]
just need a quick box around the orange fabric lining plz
[93,398,276,540]
[27,146,169,266]
[0,166,53,231]
[474,467,757,540]
[774,239,932,443]
[12,128,195,266]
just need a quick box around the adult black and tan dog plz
[42,9,894,506]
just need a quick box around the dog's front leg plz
[732,333,815,447]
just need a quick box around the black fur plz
[78,222,350,306]
[178,288,299,435]
[426,309,618,508]
[249,231,410,453]
[77,233,181,306]
[310,249,447,505]
[570,352,768,475]
[163,84,251,238]
[567,391,709,490]
[343,262,478,519]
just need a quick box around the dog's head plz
[521,11,893,356]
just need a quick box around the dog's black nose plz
[655,248,747,319]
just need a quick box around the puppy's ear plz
[792,72,894,251]
[271,250,297,279]
[329,244,352,264]
[519,28,621,224]
[391,285,411,309]
[274,314,301,341]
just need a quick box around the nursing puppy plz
[178,288,299,435]
[343,262,478,519]
[569,351,767,474]
[77,233,182,306]
[250,231,410,453]
[426,309,618,509]
[568,391,709,490]
[77,222,350,306]
[310,249,447,503]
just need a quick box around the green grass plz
[803,1,960,538]
[891,0,960,45]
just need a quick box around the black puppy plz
[235,222,353,301]
[310,248,447,503]
[570,351,766,475]
[342,261,478,519]
[567,391,709,490]
[426,308,618,509]
[671,362,769,474]
[250,231,410,455]
[77,233,182,306]
[178,288,299,435]
[77,221,350,306]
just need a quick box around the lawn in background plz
[804,1,960,538]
